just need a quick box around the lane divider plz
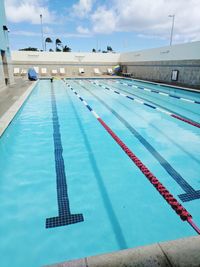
[65,81,200,235]
[115,80,200,104]
[77,81,200,202]
[90,81,200,129]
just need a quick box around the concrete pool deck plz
[0,78,37,137]
[0,78,33,118]
[45,235,200,267]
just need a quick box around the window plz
[171,70,179,81]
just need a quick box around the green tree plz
[19,47,38,51]
[107,46,113,52]
[63,45,71,52]
[55,38,62,51]
[45,37,53,51]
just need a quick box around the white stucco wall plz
[11,41,200,65]
[120,41,200,62]
[11,51,120,64]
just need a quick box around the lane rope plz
[77,81,200,203]
[90,81,200,129]
[115,80,200,104]
[64,80,200,235]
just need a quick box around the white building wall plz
[12,41,200,65]
[120,41,200,62]
[11,51,120,64]
[11,51,120,76]
[11,42,200,87]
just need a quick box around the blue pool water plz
[0,79,199,266]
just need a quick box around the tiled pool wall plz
[121,60,200,89]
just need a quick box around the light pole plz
[40,14,44,51]
[169,14,175,46]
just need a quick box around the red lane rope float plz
[66,82,200,235]
[171,114,200,128]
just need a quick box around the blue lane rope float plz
[90,81,200,129]
[115,80,200,104]
[102,80,200,118]
[46,82,84,228]
[64,80,200,235]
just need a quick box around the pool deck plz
[0,78,33,117]
[0,78,37,137]
[44,235,200,267]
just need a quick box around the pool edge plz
[127,77,200,93]
[44,235,200,267]
[0,81,38,137]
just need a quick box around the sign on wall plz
[171,70,179,81]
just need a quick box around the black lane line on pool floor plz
[101,85,200,166]
[76,81,200,202]
[101,81,200,126]
[46,82,84,228]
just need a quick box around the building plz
[0,0,14,92]
[120,41,200,88]
[11,41,200,88]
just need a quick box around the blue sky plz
[5,0,200,52]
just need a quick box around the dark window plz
[171,70,179,81]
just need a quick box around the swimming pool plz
[0,78,199,266]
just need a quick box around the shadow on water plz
[65,88,127,250]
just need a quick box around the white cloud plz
[76,25,91,35]
[10,30,40,36]
[89,0,200,43]
[10,30,91,38]
[5,0,55,24]
[43,26,53,34]
[72,0,94,18]
[91,6,116,34]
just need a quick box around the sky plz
[4,0,200,52]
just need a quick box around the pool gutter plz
[0,81,38,137]
[126,77,200,93]
[45,235,200,267]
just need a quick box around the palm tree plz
[45,37,53,51]
[107,46,113,52]
[55,38,62,51]
[63,45,71,52]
